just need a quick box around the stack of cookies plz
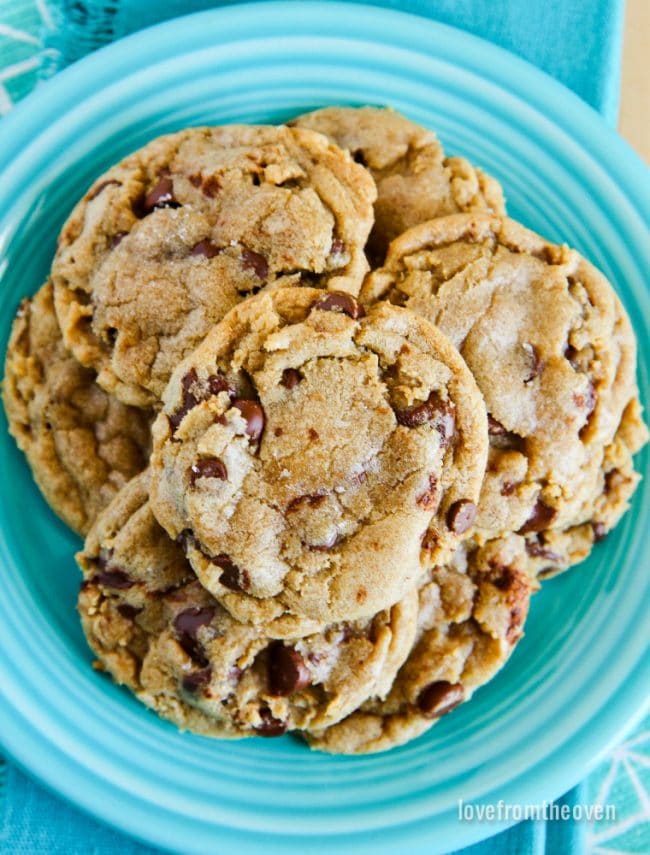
[4,108,647,754]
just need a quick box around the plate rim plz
[0,3,649,853]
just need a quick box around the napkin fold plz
[40,0,625,124]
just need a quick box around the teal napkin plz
[0,1,642,854]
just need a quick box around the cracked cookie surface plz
[3,282,151,535]
[306,533,531,754]
[78,471,419,737]
[149,287,487,626]
[52,125,376,407]
[363,214,647,572]
[292,106,505,261]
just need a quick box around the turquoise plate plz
[0,3,648,852]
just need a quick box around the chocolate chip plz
[286,492,326,513]
[111,231,128,248]
[232,398,265,442]
[330,237,346,256]
[190,240,222,258]
[117,604,142,620]
[446,500,477,534]
[169,368,201,433]
[525,538,562,562]
[523,343,543,383]
[395,391,455,444]
[268,642,311,696]
[417,681,464,718]
[308,428,319,441]
[182,667,212,693]
[142,173,179,213]
[488,415,507,435]
[281,368,303,389]
[416,475,440,511]
[208,373,233,397]
[501,481,516,496]
[255,707,287,737]
[518,497,558,534]
[592,521,607,542]
[169,369,232,434]
[189,457,228,486]
[87,179,121,201]
[314,291,365,319]
[94,568,133,590]
[213,555,250,592]
[241,249,269,280]
[173,607,215,665]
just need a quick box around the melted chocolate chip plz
[446,500,477,534]
[190,240,222,258]
[314,291,365,319]
[87,179,121,201]
[330,237,346,256]
[518,497,558,534]
[232,398,265,442]
[286,492,326,513]
[241,249,269,280]
[417,681,464,718]
[416,475,440,511]
[189,457,228,486]
[168,368,201,433]
[255,707,288,737]
[281,368,303,389]
[117,604,142,620]
[169,369,232,434]
[173,607,215,666]
[523,343,543,383]
[94,568,133,590]
[213,555,250,592]
[268,642,311,696]
[395,391,455,444]
[592,521,608,542]
[142,173,179,213]
[525,538,562,563]
[488,415,507,435]
[182,667,212,693]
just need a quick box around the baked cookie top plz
[78,471,419,738]
[149,287,488,626]
[3,282,151,535]
[363,213,645,547]
[52,124,377,407]
[307,533,531,754]
[292,106,505,261]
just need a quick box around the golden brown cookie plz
[3,282,151,535]
[306,534,531,754]
[363,213,647,573]
[52,125,377,407]
[149,287,488,626]
[78,472,419,738]
[292,106,505,261]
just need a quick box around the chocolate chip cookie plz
[52,125,377,407]
[363,213,647,570]
[78,471,419,737]
[149,287,488,626]
[3,282,151,535]
[292,106,505,261]
[306,533,531,754]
